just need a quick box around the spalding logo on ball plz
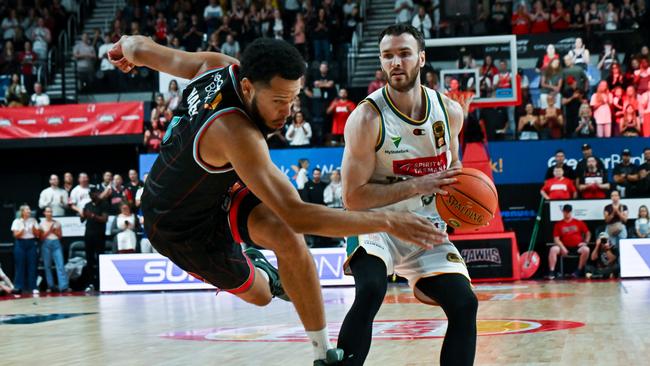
[435,168,498,230]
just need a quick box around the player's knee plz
[356,276,387,305]
[448,291,478,319]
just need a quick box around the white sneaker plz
[84,284,95,293]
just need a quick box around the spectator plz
[144,119,164,153]
[29,82,49,106]
[603,2,619,30]
[597,40,619,81]
[424,70,440,90]
[568,37,590,70]
[569,2,586,31]
[303,168,329,247]
[529,1,550,34]
[271,9,284,40]
[135,173,148,209]
[154,12,168,43]
[0,261,15,295]
[327,88,356,145]
[39,207,68,292]
[324,169,343,209]
[536,44,559,73]
[38,174,68,217]
[604,190,629,247]
[574,102,596,137]
[203,0,224,35]
[292,158,310,195]
[634,58,650,95]
[292,12,307,58]
[638,148,650,196]
[116,203,137,253]
[5,73,27,107]
[639,79,650,137]
[285,111,312,146]
[550,0,570,31]
[308,62,337,144]
[545,150,575,180]
[635,205,649,238]
[80,186,109,291]
[151,93,172,130]
[368,69,386,95]
[577,156,611,199]
[100,171,113,192]
[165,79,181,111]
[590,80,613,137]
[511,4,532,35]
[611,86,625,130]
[97,34,116,91]
[0,40,19,75]
[586,232,619,278]
[10,204,39,294]
[18,41,37,92]
[221,34,241,59]
[182,14,204,52]
[620,104,641,135]
[541,166,577,200]
[310,8,331,62]
[575,143,606,178]
[539,93,564,139]
[2,9,19,42]
[620,0,638,29]
[108,174,130,214]
[395,0,414,24]
[493,59,515,134]
[488,2,510,34]
[547,204,591,279]
[291,93,312,122]
[613,149,639,197]
[518,103,540,140]
[69,172,91,216]
[412,6,432,38]
[28,18,52,61]
[561,75,585,133]
[624,85,639,113]
[586,2,604,31]
[125,169,142,205]
[205,33,220,53]
[73,33,97,90]
[607,62,625,90]
[62,172,74,195]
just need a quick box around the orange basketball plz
[435,168,498,230]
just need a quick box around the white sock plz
[257,268,270,284]
[307,328,332,360]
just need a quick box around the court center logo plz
[161,319,584,342]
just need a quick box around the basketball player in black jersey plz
[108,36,448,365]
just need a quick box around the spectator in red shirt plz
[367,69,386,95]
[541,166,577,200]
[529,1,550,33]
[327,88,356,145]
[577,156,611,199]
[511,4,532,35]
[547,204,591,279]
[18,41,37,93]
[550,0,571,31]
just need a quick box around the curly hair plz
[240,38,306,85]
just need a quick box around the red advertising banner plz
[0,102,144,139]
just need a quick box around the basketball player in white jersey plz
[337,25,478,365]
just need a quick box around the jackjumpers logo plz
[444,194,484,224]
[461,248,502,264]
[391,136,402,148]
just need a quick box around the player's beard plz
[249,96,278,136]
[385,64,420,93]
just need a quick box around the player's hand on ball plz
[108,36,136,73]
[413,168,461,196]
[385,212,447,250]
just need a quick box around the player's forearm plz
[285,202,390,237]
[344,180,418,211]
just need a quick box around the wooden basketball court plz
[1,279,648,365]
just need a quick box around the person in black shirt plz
[544,150,575,180]
[637,148,650,197]
[80,185,109,290]
[575,143,606,179]
[108,35,443,365]
[303,168,329,247]
[613,149,639,197]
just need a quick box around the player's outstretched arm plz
[205,114,447,248]
[341,103,459,211]
[108,35,239,80]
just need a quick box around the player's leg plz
[337,248,388,366]
[415,274,478,366]
[246,202,342,363]
[547,245,560,278]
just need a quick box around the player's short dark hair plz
[555,149,565,155]
[240,38,305,85]
[313,168,321,173]
[378,24,425,51]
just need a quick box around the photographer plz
[586,232,620,278]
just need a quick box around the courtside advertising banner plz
[548,198,646,222]
[99,248,353,291]
[620,238,650,278]
[0,102,144,139]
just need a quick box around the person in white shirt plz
[39,174,68,216]
[69,172,91,215]
[285,111,312,146]
[395,0,414,24]
[291,158,310,192]
[30,82,50,106]
[411,6,432,38]
[116,203,137,253]
[97,34,116,90]
[221,34,241,59]
[203,0,223,33]
[10,205,40,293]
[323,170,343,209]
[39,207,68,292]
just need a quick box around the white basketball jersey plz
[363,85,452,218]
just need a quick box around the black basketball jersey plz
[142,64,249,232]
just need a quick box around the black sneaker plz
[544,271,556,280]
[572,269,584,278]
[244,248,290,301]
[313,349,344,366]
